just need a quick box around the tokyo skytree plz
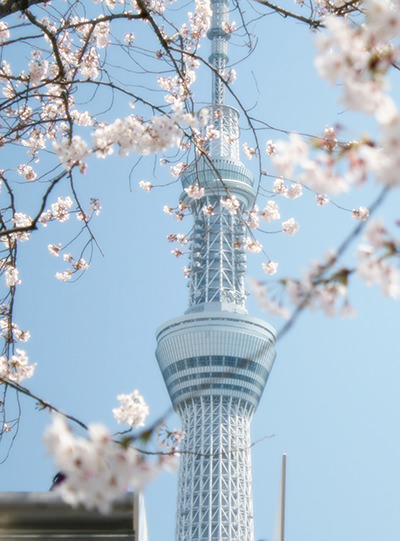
[156,1,277,540]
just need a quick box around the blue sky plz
[2,2,400,541]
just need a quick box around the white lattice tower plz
[156,2,276,540]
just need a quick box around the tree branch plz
[253,0,323,28]
[0,0,46,20]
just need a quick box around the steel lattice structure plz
[156,1,276,540]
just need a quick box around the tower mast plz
[156,2,277,540]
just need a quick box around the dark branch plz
[0,0,46,20]
[253,0,323,28]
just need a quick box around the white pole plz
[280,454,287,541]
[273,453,287,541]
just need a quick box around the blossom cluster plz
[0,349,36,383]
[356,220,400,298]
[45,388,181,514]
[44,416,158,514]
[112,390,150,428]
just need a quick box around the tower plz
[155,1,276,540]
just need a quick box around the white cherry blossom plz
[282,218,299,236]
[113,390,150,428]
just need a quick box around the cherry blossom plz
[1,0,400,515]
[5,268,21,288]
[316,194,329,207]
[355,219,400,298]
[184,184,205,199]
[157,424,185,451]
[282,218,299,236]
[48,244,62,257]
[221,195,240,215]
[44,416,156,514]
[261,201,280,222]
[243,142,256,160]
[113,391,150,428]
[262,261,279,275]
[245,239,263,254]
[352,206,370,221]
[139,181,153,192]
[246,207,260,230]
[53,137,89,170]
[0,350,35,383]
[17,165,37,182]
[0,22,10,44]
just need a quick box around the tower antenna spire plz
[156,2,277,540]
[208,0,230,106]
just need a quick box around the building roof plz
[0,492,148,540]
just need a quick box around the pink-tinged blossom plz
[314,283,348,317]
[0,349,35,383]
[72,258,89,271]
[245,239,262,254]
[260,200,280,222]
[246,206,259,229]
[48,244,62,257]
[51,196,73,223]
[314,9,400,122]
[364,220,386,249]
[243,142,256,160]
[5,268,21,287]
[282,218,299,236]
[71,110,93,127]
[248,277,291,319]
[43,415,158,514]
[12,213,32,242]
[113,390,149,428]
[272,178,288,196]
[221,196,240,215]
[182,266,191,278]
[202,204,215,216]
[124,32,135,45]
[56,269,72,282]
[53,136,89,170]
[271,134,308,179]
[299,154,348,194]
[316,194,329,206]
[157,424,185,451]
[352,206,370,221]
[0,320,30,343]
[184,184,205,199]
[163,205,173,215]
[176,234,189,246]
[356,220,400,298]
[262,260,278,275]
[266,140,276,156]
[357,253,400,298]
[271,133,348,195]
[221,20,236,34]
[285,183,303,200]
[93,112,185,158]
[39,210,53,227]
[29,51,49,86]
[80,47,100,79]
[139,181,152,192]
[171,248,184,258]
[17,164,37,182]
[184,0,212,44]
[13,327,31,343]
[170,162,188,178]
[223,68,236,84]
[0,22,10,44]
[93,21,110,49]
